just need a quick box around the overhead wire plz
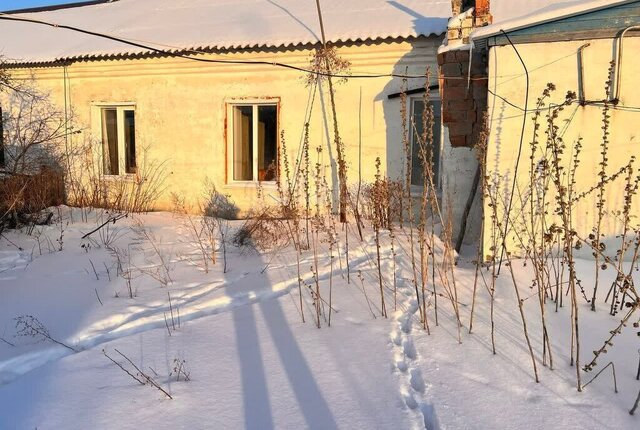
[496,29,529,275]
[0,12,431,80]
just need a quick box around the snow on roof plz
[0,0,452,65]
[473,0,636,40]
[488,0,578,24]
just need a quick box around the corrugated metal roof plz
[474,0,636,40]
[0,0,452,65]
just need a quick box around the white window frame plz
[92,102,136,177]
[409,92,442,196]
[226,99,279,185]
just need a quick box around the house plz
[438,0,640,253]
[0,0,451,215]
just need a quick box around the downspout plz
[577,43,590,105]
[613,26,640,103]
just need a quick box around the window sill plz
[223,181,278,190]
[410,186,442,199]
[100,173,137,182]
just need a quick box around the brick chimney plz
[438,0,491,149]
[474,0,493,26]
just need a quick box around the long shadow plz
[224,246,336,429]
[231,303,275,430]
[259,298,338,430]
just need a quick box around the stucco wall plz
[483,37,640,256]
[5,36,442,215]
[441,127,482,247]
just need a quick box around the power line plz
[496,29,529,276]
[488,88,640,113]
[5,12,640,115]
[0,12,431,80]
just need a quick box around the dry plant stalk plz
[372,157,388,318]
[103,348,172,399]
[399,77,423,324]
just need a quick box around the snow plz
[0,207,638,429]
[437,8,474,55]
[473,0,635,40]
[0,0,452,64]
[489,0,582,23]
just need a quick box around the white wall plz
[483,36,640,256]
[441,126,482,247]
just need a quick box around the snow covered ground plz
[0,207,638,429]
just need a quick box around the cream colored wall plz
[7,37,441,215]
[483,37,640,257]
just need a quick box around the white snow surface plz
[474,0,635,40]
[0,207,638,429]
[0,0,451,64]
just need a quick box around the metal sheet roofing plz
[0,0,452,64]
[474,0,636,40]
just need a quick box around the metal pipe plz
[577,43,591,105]
[613,26,640,103]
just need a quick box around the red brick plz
[449,135,467,147]
[443,109,468,123]
[445,51,459,63]
[444,77,467,88]
[455,50,471,62]
[449,99,474,111]
[440,62,462,77]
[472,81,488,99]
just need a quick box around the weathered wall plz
[440,128,482,246]
[5,37,441,215]
[483,37,640,256]
[437,46,487,246]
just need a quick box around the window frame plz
[0,105,5,169]
[409,92,442,196]
[92,102,137,177]
[226,99,279,185]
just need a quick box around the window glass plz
[258,105,277,181]
[411,98,441,188]
[233,105,253,181]
[231,103,278,182]
[0,106,5,168]
[124,110,136,174]
[101,108,118,175]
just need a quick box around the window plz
[0,105,4,169]
[230,103,278,182]
[410,96,442,188]
[99,106,136,175]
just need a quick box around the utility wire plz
[6,9,640,114]
[0,12,430,80]
[496,30,529,276]
[489,87,640,113]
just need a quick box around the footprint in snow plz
[403,339,417,360]
[410,368,426,393]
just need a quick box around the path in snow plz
[391,278,440,430]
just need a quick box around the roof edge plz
[471,0,638,42]
[0,34,442,69]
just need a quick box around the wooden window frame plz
[409,92,443,196]
[225,99,279,185]
[92,102,136,177]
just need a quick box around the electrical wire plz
[0,12,431,80]
[496,29,529,275]
[488,87,640,113]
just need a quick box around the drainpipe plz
[577,43,590,105]
[613,26,640,103]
